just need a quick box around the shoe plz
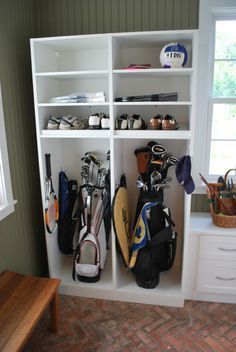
[88,112,105,129]
[101,114,110,129]
[115,114,128,130]
[149,114,162,130]
[47,116,62,129]
[128,114,146,130]
[59,116,86,130]
[161,114,179,130]
[76,119,89,129]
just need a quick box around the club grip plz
[45,154,51,178]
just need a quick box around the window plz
[208,19,236,176]
[0,83,16,221]
[193,0,236,192]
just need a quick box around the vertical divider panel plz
[30,40,55,277]
[108,35,117,288]
[181,32,199,301]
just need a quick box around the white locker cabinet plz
[30,30,198,307]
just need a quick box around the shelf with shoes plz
[37,106,111,137]
[113,104,191,138]
[31,30,198,307]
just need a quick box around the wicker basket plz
[218,169,236,215]
[207,189,236,228]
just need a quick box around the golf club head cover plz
[134,147,150,178]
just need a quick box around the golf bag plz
[131,189,177,288]
[111,141,178,288]
[72,152,110,283]
[57,171,78,255]
[130,141,178,288]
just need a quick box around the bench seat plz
[0,271,60,352]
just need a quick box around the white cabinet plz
[30,30,198,307]
[189,213,236,303]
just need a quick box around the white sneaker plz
[47,116,61,129]
[88,113,105,129]
[101,115,110,129]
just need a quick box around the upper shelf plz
[113,68,193,77]
[35,70,109,79]
[38,102,110,107]
[113,101,192,106]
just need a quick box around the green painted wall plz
[37,0,199,36]
[0,0,201,276]
[0,0,47,276]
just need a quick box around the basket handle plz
[207,189,215,215]
[224,169,236,183]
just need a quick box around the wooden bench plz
[0,271,60,352]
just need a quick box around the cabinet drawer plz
[197,259,236,294]
[199,235,236,260]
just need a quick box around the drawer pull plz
[218,247,236,252]
[216,276,236,281]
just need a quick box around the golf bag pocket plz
[73,230,101,282]
[158,231,177,271]
[131,213,177,289]
[73,221,107,282]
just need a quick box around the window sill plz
[0,200,17,222]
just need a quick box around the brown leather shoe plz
[149,114,162,129]
[162,114,179,130]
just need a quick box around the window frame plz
[0,83,16,221]
[193,0,236,193]
[205,16,236,179]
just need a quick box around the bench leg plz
[50,291,60,333]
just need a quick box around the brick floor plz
[23,296,236,352]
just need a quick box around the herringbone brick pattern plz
[24,296,236,352]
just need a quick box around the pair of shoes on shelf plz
[116,114,146,130]
[47,116,88,130]
[149,114,179,130]
[88,113,110,130]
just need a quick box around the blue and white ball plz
[160,42,188,68]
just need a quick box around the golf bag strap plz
[72,230,89,281]
[148,226,174,247]
[163,210,175,227]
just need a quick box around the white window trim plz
[192,0,236,194]
[0,84,16,221]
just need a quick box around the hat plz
[175,155,195,194]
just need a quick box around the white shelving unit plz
[30,30,198,307]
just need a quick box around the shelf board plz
[40,129,111,138]
[113,129,191,140]
[114,101,191,106]
[38,102,110,107]
[113,68,193,76]
[35,70,109,79]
